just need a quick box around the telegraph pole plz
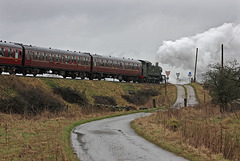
[221,44,224,68]
[193,48,198,82]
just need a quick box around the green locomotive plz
[139,60,163,83]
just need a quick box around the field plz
[0,75,175,160]
[132,83,240,161]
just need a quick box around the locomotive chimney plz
[155,62,159,66]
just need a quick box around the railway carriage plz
[91,54,142,82]
[23,45,91,79]
[0,41,23,74]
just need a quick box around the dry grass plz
[0,108,123,160]
[132,83,239,161]
[190,83,211,104]
[0,75,170,160]
[132,103,240,161]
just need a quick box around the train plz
[0,40,163,83]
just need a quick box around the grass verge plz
[189,83,211,104]
[132,102,240,161]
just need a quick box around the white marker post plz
[188,72,192,84]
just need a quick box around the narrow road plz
[71,84,199,161]
[184,85,199,106]
[171,85,186,108]
[172,84,199,108]
[71,113,188,161]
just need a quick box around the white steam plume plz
[157,23,240,81]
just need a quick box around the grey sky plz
[1,0,239,81]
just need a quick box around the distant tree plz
[204,60,240,112]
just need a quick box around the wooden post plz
[184,98,187,107]
[152,99,156,108]
[221,44,224,68]
[194,48,198,82]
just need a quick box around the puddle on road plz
[88,129,118,135]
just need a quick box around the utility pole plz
[221,44,224,68]
[193,48,198,82]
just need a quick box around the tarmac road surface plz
[171,85,186,108]
[184,85,199,107]
[172,84,199,108]
[71,113,188,161]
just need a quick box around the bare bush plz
[122,88,159,105]
[53,87,88,106]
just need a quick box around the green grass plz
[182,85,187,99]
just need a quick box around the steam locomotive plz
[0,40,163,83]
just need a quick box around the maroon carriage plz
[0,41,23,74]
[91,54,142,82]
[23,45,91,79]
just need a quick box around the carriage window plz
[113,61,115,68]
[100,60,104,67]
[8,49,13,58]
[67,56,70,63]
[34,52,39,60]
[94,59,97,66]
[37,52,40,60]
[31,52,34,60]
[77,57,81,65]
[41,53,43,60]
[65,56,70,63]
[111,61,114,67]
[55,55,59,62]
[96,59,99,66]
[26,51,30,60]
[84,58,88,65]
[61,56,64,63]
[0,48,5,57]
[49,54,54,62]
[35,52,38,60]
[106,60,109,67]
[42,53,47,61]
[116,62,119,68]
[72,56,76,64]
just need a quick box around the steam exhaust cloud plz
[156,23,240,79]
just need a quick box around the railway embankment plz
[0,75,176,160]
[132,83,240,161]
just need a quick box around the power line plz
[228,24,240,45]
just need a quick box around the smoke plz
[157,23,240,82]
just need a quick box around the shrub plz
[53,87,88,106]
[122,88,159,105]
[0,87,65,115]
[93,96,117,106]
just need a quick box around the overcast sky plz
[1,0,239,82]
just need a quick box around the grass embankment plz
[189,83,211,104]
[132,83,240,161]
[0,75,174,160]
